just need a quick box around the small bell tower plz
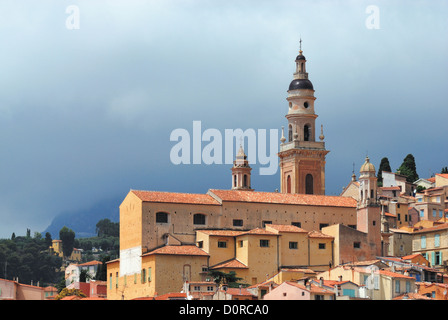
[231,145,253,191]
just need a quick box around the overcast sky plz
[0,0,447,238]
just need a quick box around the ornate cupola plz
[278,40,329,195]
[358,156,378,208]
[231,145,253,191]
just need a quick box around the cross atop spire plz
[299,37,302,52]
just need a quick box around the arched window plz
[193,213,206,225]
[243,174,248,187]
[288,124,293,142]
[234,175,237,187]
[304,125,310,141]
[287,175,291,193]
[156,212,169,223]
[305,174,313,194]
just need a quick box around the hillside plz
[43,196,121,239]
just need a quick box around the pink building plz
[263,281,335,300]
[0,278,44,300]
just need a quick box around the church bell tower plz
[278,41,329,195]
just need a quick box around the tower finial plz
[299,37,302,52]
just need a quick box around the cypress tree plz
[397,154,419,183]
[377,157,392,186]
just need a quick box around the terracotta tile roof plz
[320,280,353,287]
[239,228,278,236]
[155,292,187,300]
[412,223,448,234]
[401,253,422,260]
[196,230,244,237]
[380,186,401,191]
[211,259,248,269]
[385,212,396,217]
[307,230,334,239]
[131,190,220,205]
[376,270,415,280]
[143,245,209,257]
[279,268,316,274]
[436,174,448,179]
[265,224,308,233]
[393,292,433,300]
[78,260,102,267]
[208,189,357,208]
[221,287,255,297]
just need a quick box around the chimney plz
[319,277,324,287]
[338,275,343,282]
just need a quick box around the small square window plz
[289,242,298,249]
[260,240,270,247]
[218,241,227,248]
[318,243,326,250]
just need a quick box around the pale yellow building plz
[412,223,448,270]
[106,245,209,300]
[50,240,82,262]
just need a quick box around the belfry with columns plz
[278,41,329,195]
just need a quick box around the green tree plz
[59,226,75,259]
[377,157,392,186]
[441,167,448,174]
[96,218,119,237]
[208,270,246,288]
[397,154,419,183]
[79,269,92,283]
[44,232,53,248]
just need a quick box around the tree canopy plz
[96,218,119,238]
[377,157,392,186]
[397,154,419,183]
[59,226,75,258]
[0,232,62,286]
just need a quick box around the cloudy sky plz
[0,0,447,238]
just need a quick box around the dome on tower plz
[360,156,376,173]
[296,53,306,61]
[288,78,314,91]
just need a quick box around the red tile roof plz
[307,230,334,239]
[266,224,308,233]
[196,230,244,236]
[208,189,357,208]
[154,292,187,300]
[393,292,433,300]
[78,260,102,267]
[239,228,278,236]
[211,259,248,269]
[221,287,255,297]
[143,245,209,257]
[412,223,448,234]
[131,190,220,205]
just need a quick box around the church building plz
[106,43,387,299]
